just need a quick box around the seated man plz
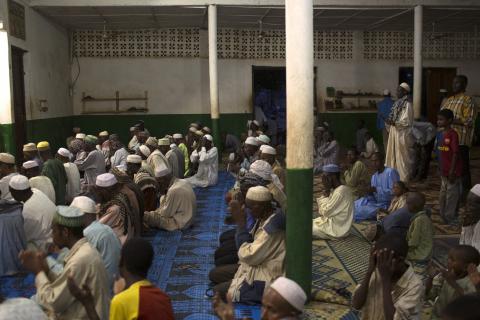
[352,232,424,320]
[314,131,339,174]
[67,238,174,320]
[354,152,400,221]
[9,175,56,251]
[70,196,121,290]
[460,184,480,253]
[0,153,18,201]
[260,145,286,188]
[186,134,218,187]
[217,186,285,304]
[313,164,354,240]
[22,160,56,203]
[96,173,135,244]
[19,206,109,319]
[0,201,26,276]
[342,148,370,199]
[144,166,196,231]
[249,160,287,211]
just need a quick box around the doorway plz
[11,46,27,160]
[398,67,456,123]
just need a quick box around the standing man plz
[56,148,80,204]
[22,160,56,203]
[23,143,43,170]
[385,83,415,182]
[74,135,106,193]
[377,89,394,151]
[38,141,68,205]
[441,75,477,202]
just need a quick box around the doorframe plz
[10,45,27,160]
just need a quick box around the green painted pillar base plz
[286,168,313,297]
[211,117,221,154]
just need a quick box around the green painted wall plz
[26,116,73,153]
[318,112,382,150]
[0,124,15,155]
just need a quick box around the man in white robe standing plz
[56,148,80,204]
[385,82,415,182]
[186,134,218,188]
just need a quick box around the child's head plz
[447,245,480,278]
[437,109,454,129]
[119,238,154,279]
[442,293,480,320]
[375,232,408,272]
[406,192,425,213]
[392,181,408,197]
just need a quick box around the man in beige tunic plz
[19,206,109,320]
[144,165,196,231]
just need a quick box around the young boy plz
[405,192,434,280]
[427,245,480,319]
[436,109,462,224]
[352,232,424,320]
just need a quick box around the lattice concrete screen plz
[364,31,480,60]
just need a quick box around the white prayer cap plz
[154,164,172,178]
[75,133,86,140]
[70,196,96,214]
[246,186,272,202]
[57,148,71,158]
[260,145,276,155]
[173,133,183,139]
[158,138,170,146]
[23,143,37,152]
[139,145,151,158]
[383,89,390,96]
[195,130,204,137]
[9,175,30,190]
[249,160,273,181]
[439,88,448,93]
[257,134,270,145]
[190,123,199,129]
[269,277,307,312]
[245,137,259,146]
[0,153,15,164]
[203,127,211,133]
[116,164,127,173]
[204,134,213,142]
[54,206,84,228]
[22,160,38,170]
[170,144,177,149]
[470,184,480,197]
[189,127,197,133]
[127,154,142,164]
[130,126,137,132]
[99,131,109,137]
[96,173,118,188]
[252,120,260,126]
[399,82,411,93]
[228,153,236,162]
[146,137,158,148]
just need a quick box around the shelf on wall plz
[81,90,149,114]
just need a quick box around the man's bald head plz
[406,191,425,213]
[261,287,301,320]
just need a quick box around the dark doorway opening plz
[11,46,27,160]
[399,67,456,123]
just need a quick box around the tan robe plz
[144,178,196,231]
[272,161,286,188]
[147,149,171,172]
[99,204,134,244]
[35,238,110,320]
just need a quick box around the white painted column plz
[413,5,423,119]
[285,0,314,294]
[208,4,220,149]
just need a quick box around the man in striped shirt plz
[441,75,477,201]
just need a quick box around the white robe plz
[22,189,56,250]
[29,176,56,203]
[64,163,80,203]
[313,185,354,239]
[186,147,218,188]
[385,99,415,182]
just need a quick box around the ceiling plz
[34,5,480,32]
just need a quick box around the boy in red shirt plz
[437,109,462,224]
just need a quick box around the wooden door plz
[11,46,27,160]
[425,68,457,124]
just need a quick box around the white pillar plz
[413,5,423,119]
[285,0,313,294]
[208,4,220,147]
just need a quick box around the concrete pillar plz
[413,5,423,119]
[208,4,220,150]
[285,0,313,295]
[0,26,15,154]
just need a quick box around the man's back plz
[23,189,56,249]
[110,280,174,320]
[29,176,56,203]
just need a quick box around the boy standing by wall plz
[436,109,463,225]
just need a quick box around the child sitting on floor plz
[352,232,424,320]
[360,131,380,159]
[406,192,434,280]
[427,245,480,319]
[377,181,409,220]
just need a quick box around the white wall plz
[8,2,71,121]
[73,56,480,116]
